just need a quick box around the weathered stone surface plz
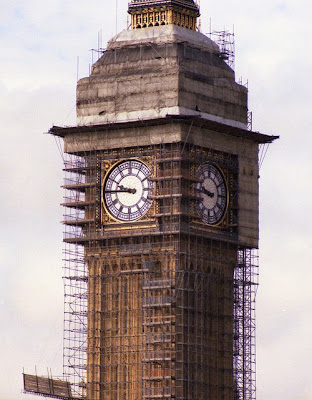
[76,25,247,128]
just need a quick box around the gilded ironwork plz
[128,0,200,30]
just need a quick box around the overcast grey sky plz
[0,1,311,400]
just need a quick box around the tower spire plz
[128,0,200,30]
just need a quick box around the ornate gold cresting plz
[128,0,200,30]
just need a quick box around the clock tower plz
[47,2,277,400]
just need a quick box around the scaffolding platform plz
[23,373,82,400]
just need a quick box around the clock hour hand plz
[199,186,215,198]
[119,185,137,194]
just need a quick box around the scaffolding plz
[210,29,235,69]
[62,155,89,398]
[60,136,258,400]
[234,249,258,400]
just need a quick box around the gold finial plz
[128,0,200,30]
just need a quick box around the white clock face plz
[195,163,228,225]
[103,160,153,222]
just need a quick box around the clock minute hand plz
[200,186,215,198]
[105,186,137,194]
[105,189,130,193]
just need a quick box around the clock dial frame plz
[195,163,228,225]
[102,159,153,222]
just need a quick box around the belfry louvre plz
[23,1,277,400]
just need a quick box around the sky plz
[0,1,311,399]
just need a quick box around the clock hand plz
[105,189,131,193]
[105,185,137,194]
[200,187,215,198]
[119,185,137,194]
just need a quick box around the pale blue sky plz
[0,1,311,400]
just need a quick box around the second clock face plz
[195,163,228,225]
[103,160,153,222]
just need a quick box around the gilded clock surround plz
[101,157,156,225]
[188,146,239,238]
[195,162,229,227]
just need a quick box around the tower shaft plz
[49,13,277,400]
